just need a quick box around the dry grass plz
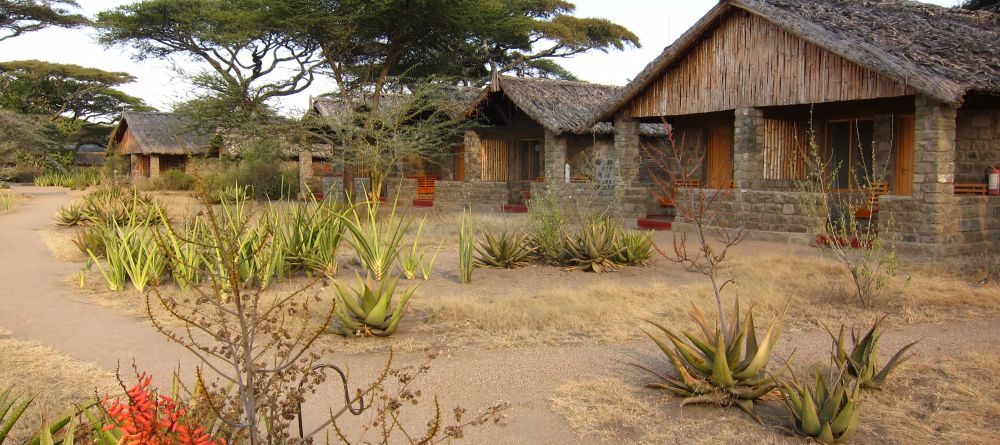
[550,377,795,444]
[864,353,1000,444]
[0,328,117,442]
[552,352,1000,445]
[39,227,85,262]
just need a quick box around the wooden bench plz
[854,182,890,219]
[955,183,988,195]
[657,179,702,207]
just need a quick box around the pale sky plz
[0,0,961,115]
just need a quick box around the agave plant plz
[157,214,207,290]
[474,229,536,269]
[73,225,107,258]
[829,319,917,389]
[332,273,417,337]
[563,221,620,273]
[780,367,861,444]
[612,229,653,266]
[635,300,785,420]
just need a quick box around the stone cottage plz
[588,0,1000,254]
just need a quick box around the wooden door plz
[707,128,733,188]
[895,116,915,195]
[453,144,465,181]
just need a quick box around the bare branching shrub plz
[796,122,897,307]
[642,126,745,331]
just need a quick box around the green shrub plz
[527,185,567,264]
[153,169,196,190]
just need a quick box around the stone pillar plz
[463,130,483,182]
[298,150,314,198]
[733,108,764,189]
[873,114,897,189]
[914,95,959,249]
[149,155,161,178]
[613,112,640,189]
[544,129,567,183]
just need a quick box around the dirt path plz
[2,186,1000,444]
[0,186,197,380]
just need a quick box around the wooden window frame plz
[824,118,875,191]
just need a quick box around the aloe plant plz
[278,201,344,278]
[563,221,620,273]
[0,387,88,445]
[612,230,653,266]
[157,214,207,289]
[56,204,86,226]
[332,273,417,337]
[398,217,428,280]
[420,240,444,281]
[458,210,474,284]
[780,367,861,444]
[474,229,536,269]
[635,299,785,420]
[829,319,917,389]
[337,198,410,281]
[0,191,14,211]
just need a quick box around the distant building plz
[110,112,215,180]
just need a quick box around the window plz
[516,139,542,181]
[826,120,874,189]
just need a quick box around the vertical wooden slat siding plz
[627,12,911,118]
[763,120,807,180]
[481,139,509,182]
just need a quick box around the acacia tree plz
[0,0,87,42]
[95,0,324,123]
[0,60,149,124]
[961,0,1000,11]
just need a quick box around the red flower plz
[102,373,226,445]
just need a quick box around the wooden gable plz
[627,10,913,118]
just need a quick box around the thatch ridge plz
[114,112,214,155]
[468,76,666,137]
[590,0,1000,125]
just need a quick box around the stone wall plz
[434,181,508,211]
[384,178,417,206]
[882,195,1000,255]
[675,188,827,243]
[955,107,1000,183]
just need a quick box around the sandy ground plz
[2,185,1000,444]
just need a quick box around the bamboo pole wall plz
[481,139,510,182]
[763,119,807,180]
[627,12,912,118]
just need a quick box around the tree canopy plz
[0,59,150,123]
[961,0,1000,11]
[96,0,323,122]
[0,0,88,42]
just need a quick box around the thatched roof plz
[113,112,214,155]
[466,76,667,137]
[591,0,1000,124]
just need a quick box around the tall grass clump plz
[527,184,567,264]
[0,190,13,211]
[458,209,474,284]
